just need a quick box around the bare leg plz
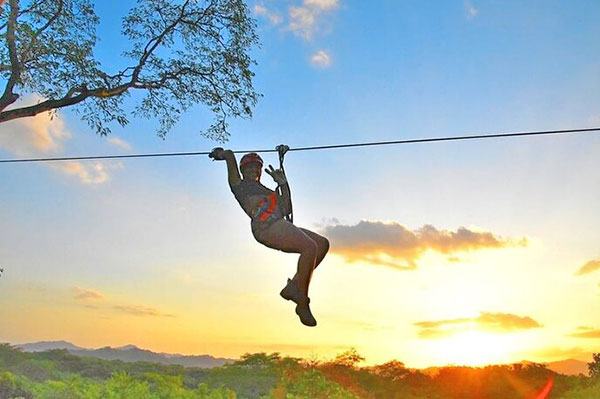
[252,219,318,298]
[300,228,330,270]
[253,219,319,326]
[288,228,329,284]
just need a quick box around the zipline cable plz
[0,126,599,164]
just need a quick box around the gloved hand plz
[265,164,287,185]
[209,147,225,160]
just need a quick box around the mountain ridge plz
[11,340,591,375]
[15,340,234,369]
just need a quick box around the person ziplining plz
[209,146,329,327]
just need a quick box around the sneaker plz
[295,297,317,327]
[280,278,301,303]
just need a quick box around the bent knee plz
[302,239,318,257]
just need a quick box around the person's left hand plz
[265,165,287,185]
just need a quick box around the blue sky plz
[1,0,599,367]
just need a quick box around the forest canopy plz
[1,344,599,399]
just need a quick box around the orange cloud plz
[112,305,176,318]
[414,312,542,339]
[72,287,106,301]
[0,95,121,184]
[69,286,173,318]
[321,220,526,269]
[569,326,600,339]
[574,259,600,276]
[0,97,70,156]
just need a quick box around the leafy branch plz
[0,0,260,141]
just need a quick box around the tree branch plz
[0,80,135,122]
[132,0,191,82]
[19,0,64,67]
[0,0,22,111]
[0,89,88,122]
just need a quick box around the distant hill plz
[15,341,234,368]
[17,340,85,352]
[547,359,589,376]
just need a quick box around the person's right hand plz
[209,147,226,160]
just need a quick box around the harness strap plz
[252,192,279,222]
[276,145,294,224]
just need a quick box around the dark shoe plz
[295,297,317,327]
[280,278,301,303]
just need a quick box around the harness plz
[276,144,293,224]
[251,192,280,222]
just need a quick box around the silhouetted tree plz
[589,353,600,379]
[0,0,259,141]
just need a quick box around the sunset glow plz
[1,0,600,372]
[423,329,517,367]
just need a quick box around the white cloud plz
[304,0,339,10]
[254,4,283,25]
[288,0,339,40]
[48,161,123,185]
[464,0,478,19]
[310,50,332,68]
[107,136,132,151]
[0,94,121,184]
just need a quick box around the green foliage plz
[142,372,194,399]
[1,344,599,399]
[0,343,27,368]
[103,372,154,399]
[32,375,102,399]
[0,370,33,399]
[203,353,280,399]
[195,383,237,399]
[0,0,260,141]
[555,379,600,399]
[276,368,358,399]
[12,358,59,382]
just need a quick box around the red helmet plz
[240,152,263,169]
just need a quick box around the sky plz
[1,0,600,369]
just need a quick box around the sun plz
[427,329,518,367]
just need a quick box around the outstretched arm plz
[209,148,241,188]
